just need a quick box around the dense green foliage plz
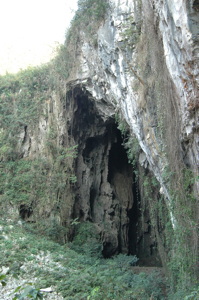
[13,284,43,300]
[0,66,50,211]
[1,219,199,299]
[0,150,76,215]
[0,66,50,131]
[162,168,199,293]
[76,0,109,23]
[70,221,102,257]
[0,219,167,300]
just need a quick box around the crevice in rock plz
[128,177,140,256]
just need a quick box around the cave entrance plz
[71,88,161,266]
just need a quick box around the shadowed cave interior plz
[72,90,162,266]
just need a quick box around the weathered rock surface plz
[67,0,199,202]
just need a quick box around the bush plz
[70,221,102,258]
[12,284,43,300]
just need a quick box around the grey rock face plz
[66,0,199,221]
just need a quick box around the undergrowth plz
[0,219,166,300]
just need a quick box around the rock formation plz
[0,0,198,289]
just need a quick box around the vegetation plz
[120,16,141,51]
[0,65,77,242]
[72,0,109,38]
[0,274,7,287]
[0,66,48,210]
[162,167,199,294]
[115,110,199,298]
[0,219,166,299]
[70,221,102,257]
[1,218,199,299]
[115,112,140,175]
[0,66,50,128]
[0,65,51,162]
[12,284,43,300]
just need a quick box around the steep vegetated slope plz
[0,0,198,298]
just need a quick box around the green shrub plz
[0,274,7,286]
[71,221,102,258]
[12,284,43,300]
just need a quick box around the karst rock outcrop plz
[1,0,198,285]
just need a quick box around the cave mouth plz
[71,89,162,266]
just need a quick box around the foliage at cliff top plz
[74,0,110,27]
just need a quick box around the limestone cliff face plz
[54,0,198,265]
[67,0,199,206]
[8,0,198,276]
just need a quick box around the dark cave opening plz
[104,126,161,265]
[106,126,140,257]
[71,91,100,142]
[128,176,140,256]
[107,128,128,180]
[71,89,162,265]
